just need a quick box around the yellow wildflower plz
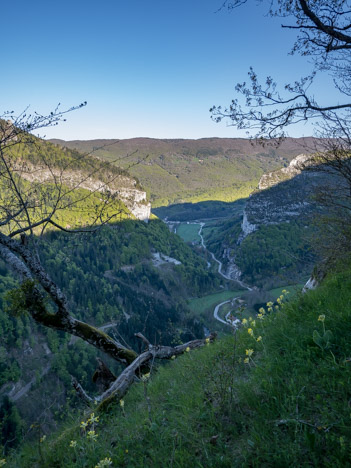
[242,318,248,326]
[259,307,265,314]
[245,349,254,357]
[318,314,325,322]
[277,298,282,305]
[257,313,264,320]
[266,301,273,307]
[275,305,279,310]
[40,435,46,443]
[171,355,176,360]
[205,337,210,343]
[282,289,287,294]
[69,440,77,448]
[80,421,88,429]
[244,357,250,364]
[247,328,254,336]
[249,316,253,322]
[95,457,113,467]
[125,449,129,454]
[185,346,190,352]
[279,295,284,300]
[87,430,98,441]
[88,413,99,424]
[120,399,125,408]
[251,320,256,327]
[267,307,273,313]
[256,336,262,342]
[141,373,151,382]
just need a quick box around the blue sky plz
[1,0,339,140]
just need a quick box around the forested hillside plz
[0,219,219,450]
[50,137,323,206]
[0,126,222,453]
[200,154,339,288]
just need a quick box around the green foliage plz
[236,221,316,285]
[5,280,37,317]
[175,223,201,243]
[0,397,23,454]
[154,198,246,222]
[0,218,219,429]
[206,217,317,288]
[7,138,132,184]
[312,329,333,350]
[0,347,20,387]
[188,289,242,316]
[11,265,351,467]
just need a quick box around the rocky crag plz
[240,154,324,240]
[14,161,151,221]
[219,154,332,282]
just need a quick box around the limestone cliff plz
[240,153,323,241]
[14,161,151,221]
[258,153,312,190]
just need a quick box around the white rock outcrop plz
[302,276,318,293]
[258,154,312,190]
[241,211,257,236]
[13,161,151,221]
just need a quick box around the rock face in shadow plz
[211,154,341,287]
[241,154,333,239]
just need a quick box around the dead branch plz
[134,332,152,349]
[73,333,217,408]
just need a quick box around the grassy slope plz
[188,289,242,316]
[11,265,351,467]
[176,223,201,243]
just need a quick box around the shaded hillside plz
[0,219,219,441]
[204,156,338,287]
[153,198,247,222]
[50,137,323,206]
[11,264,351,467]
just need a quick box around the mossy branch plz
[0,241,138,365]
[74,333,217,410]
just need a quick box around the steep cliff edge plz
[257,153,312,190]
[243,153,320,236]
[14,160,151,221]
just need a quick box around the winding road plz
[191,222,252,327]
[213,300,232,326]
[196,223,252,290]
